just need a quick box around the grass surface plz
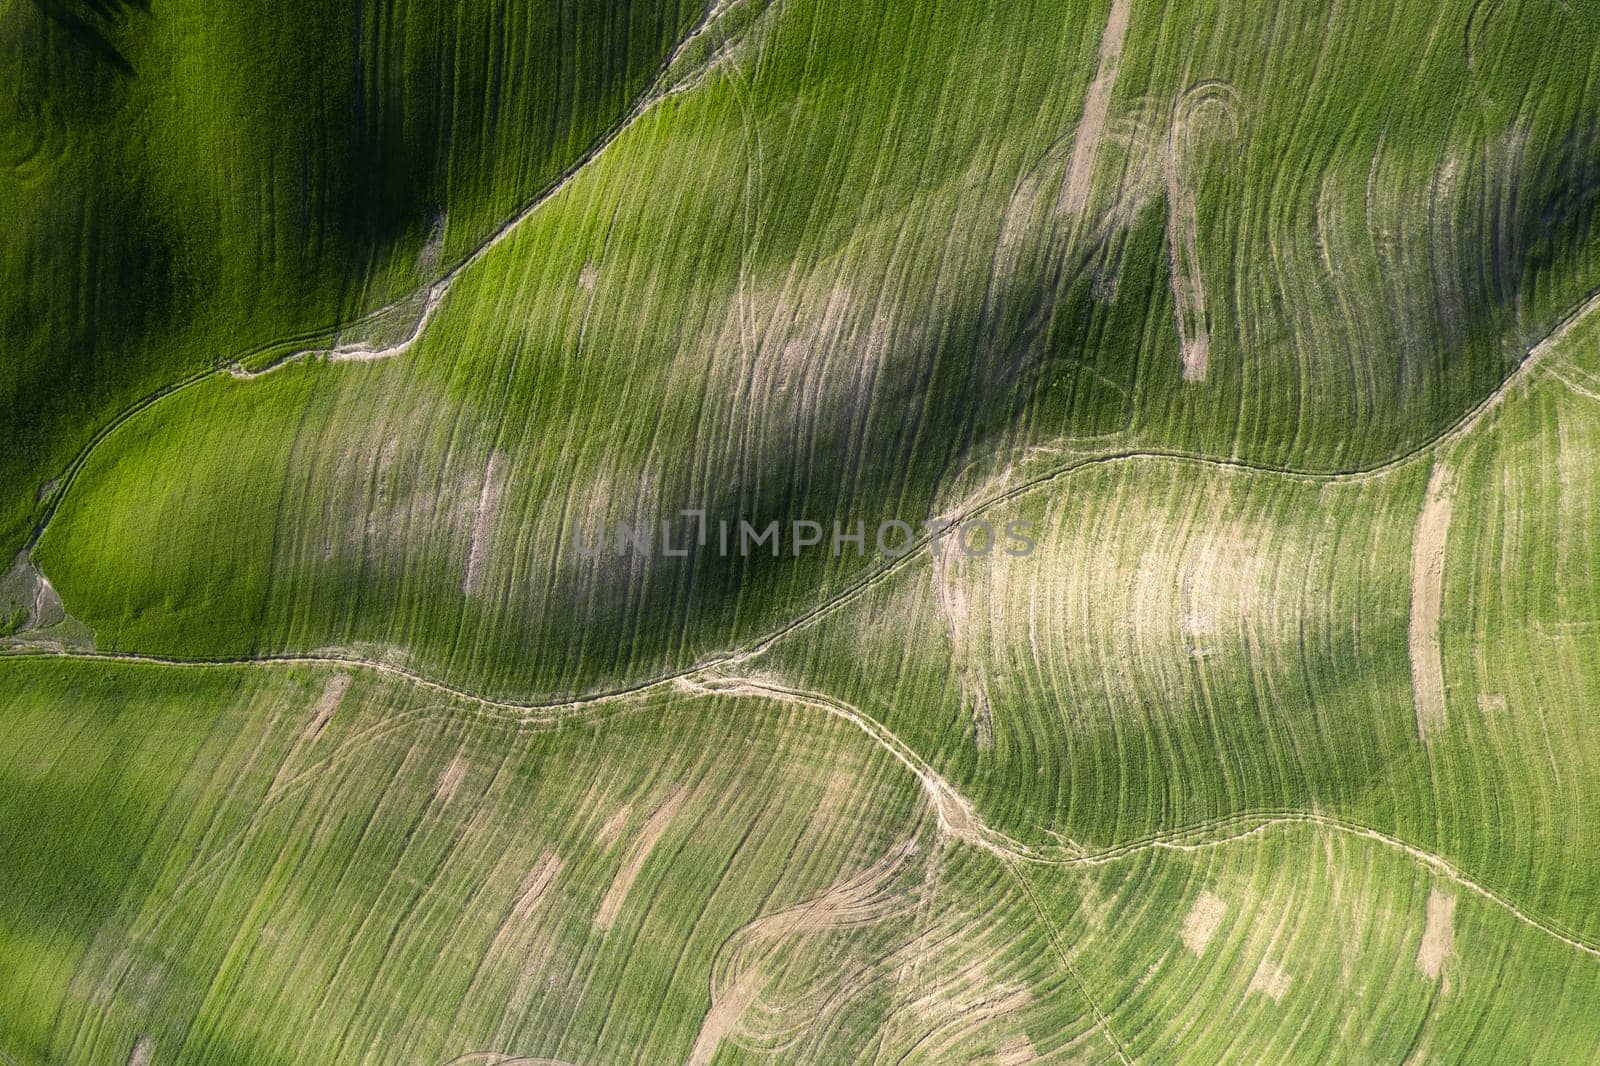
[5,0,1600,1060]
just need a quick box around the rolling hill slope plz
[5,0,1600,1061]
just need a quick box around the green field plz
[5,0,1600,1060]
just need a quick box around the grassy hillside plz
[5,0,1600,1060]
[0,0,698,556]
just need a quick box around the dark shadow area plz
[27,0,149,76]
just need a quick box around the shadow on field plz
[443,101,1600,702]
[26,0,148,76]
[422,175,1169,699]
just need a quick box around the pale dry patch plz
[931,540,994,749]
[691,837,922,1060]
[461,851,569,1042]
[876,941,1036,1056]
[907,983,1034,1062]
[755,840,917,937]
[1141,513,1263,663]
[1477,693,1507,714]
[743,281,861,401]
[958,466,1315,735]
[1059,0,1134,216]
[1416,888,1456,978]
[463,452,507,597]
[995,1034,1038,1064]
[1409,460,1457,740]
[127,1036,152,1066]
[1,550,66,632]
[1428,154,1466,344]
[434,756,468,803]
[1181,891,1227,955]
[304,673,350,740]
[510,853,564,923]
[689,968,766,1066]
[1249,960,1291,1002]
[577,262,599,291]
[1164,82,1240,382]
[594,787,688,929]
[352,435,402,553]
[684,675,1045,860]
[810,769,852,828]
[596,803,634,848]
[1097,102,1170,233]
[1184,547,1216,656]
[418,214,447,275]
[564,471,624,598]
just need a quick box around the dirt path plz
[1058,0,1135,217]
[20,641,1600,968]
[14,291,1600,981]
[680,674,1049,861]
[9,271,1596,722]
[688,968,766,1066]
[1164,82,1240,381]
[1408,458,1457,741]
[304,672,350,739]
[690,675,1600,966]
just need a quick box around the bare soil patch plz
[596,803,634,847]
[304,673,350,739]
[1059,0,1134,216]
[1181,891,1227,955]
[1409,460,1457,740]
[463,453,507,597]
[995,1034,1038,1064]
[1417,888,1456,978]
[511,853,563,922]
[434,755,468,803]
[1164,82,1239,382]
[1249,960,1290,1001]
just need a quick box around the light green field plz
[5,0,1600,1060]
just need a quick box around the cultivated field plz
[4,0,1600,1061]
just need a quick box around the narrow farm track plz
[22,84,1600,576]
[0,649,671,720]
[1059,0,1135,218]
[1001,853,1135,1066]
